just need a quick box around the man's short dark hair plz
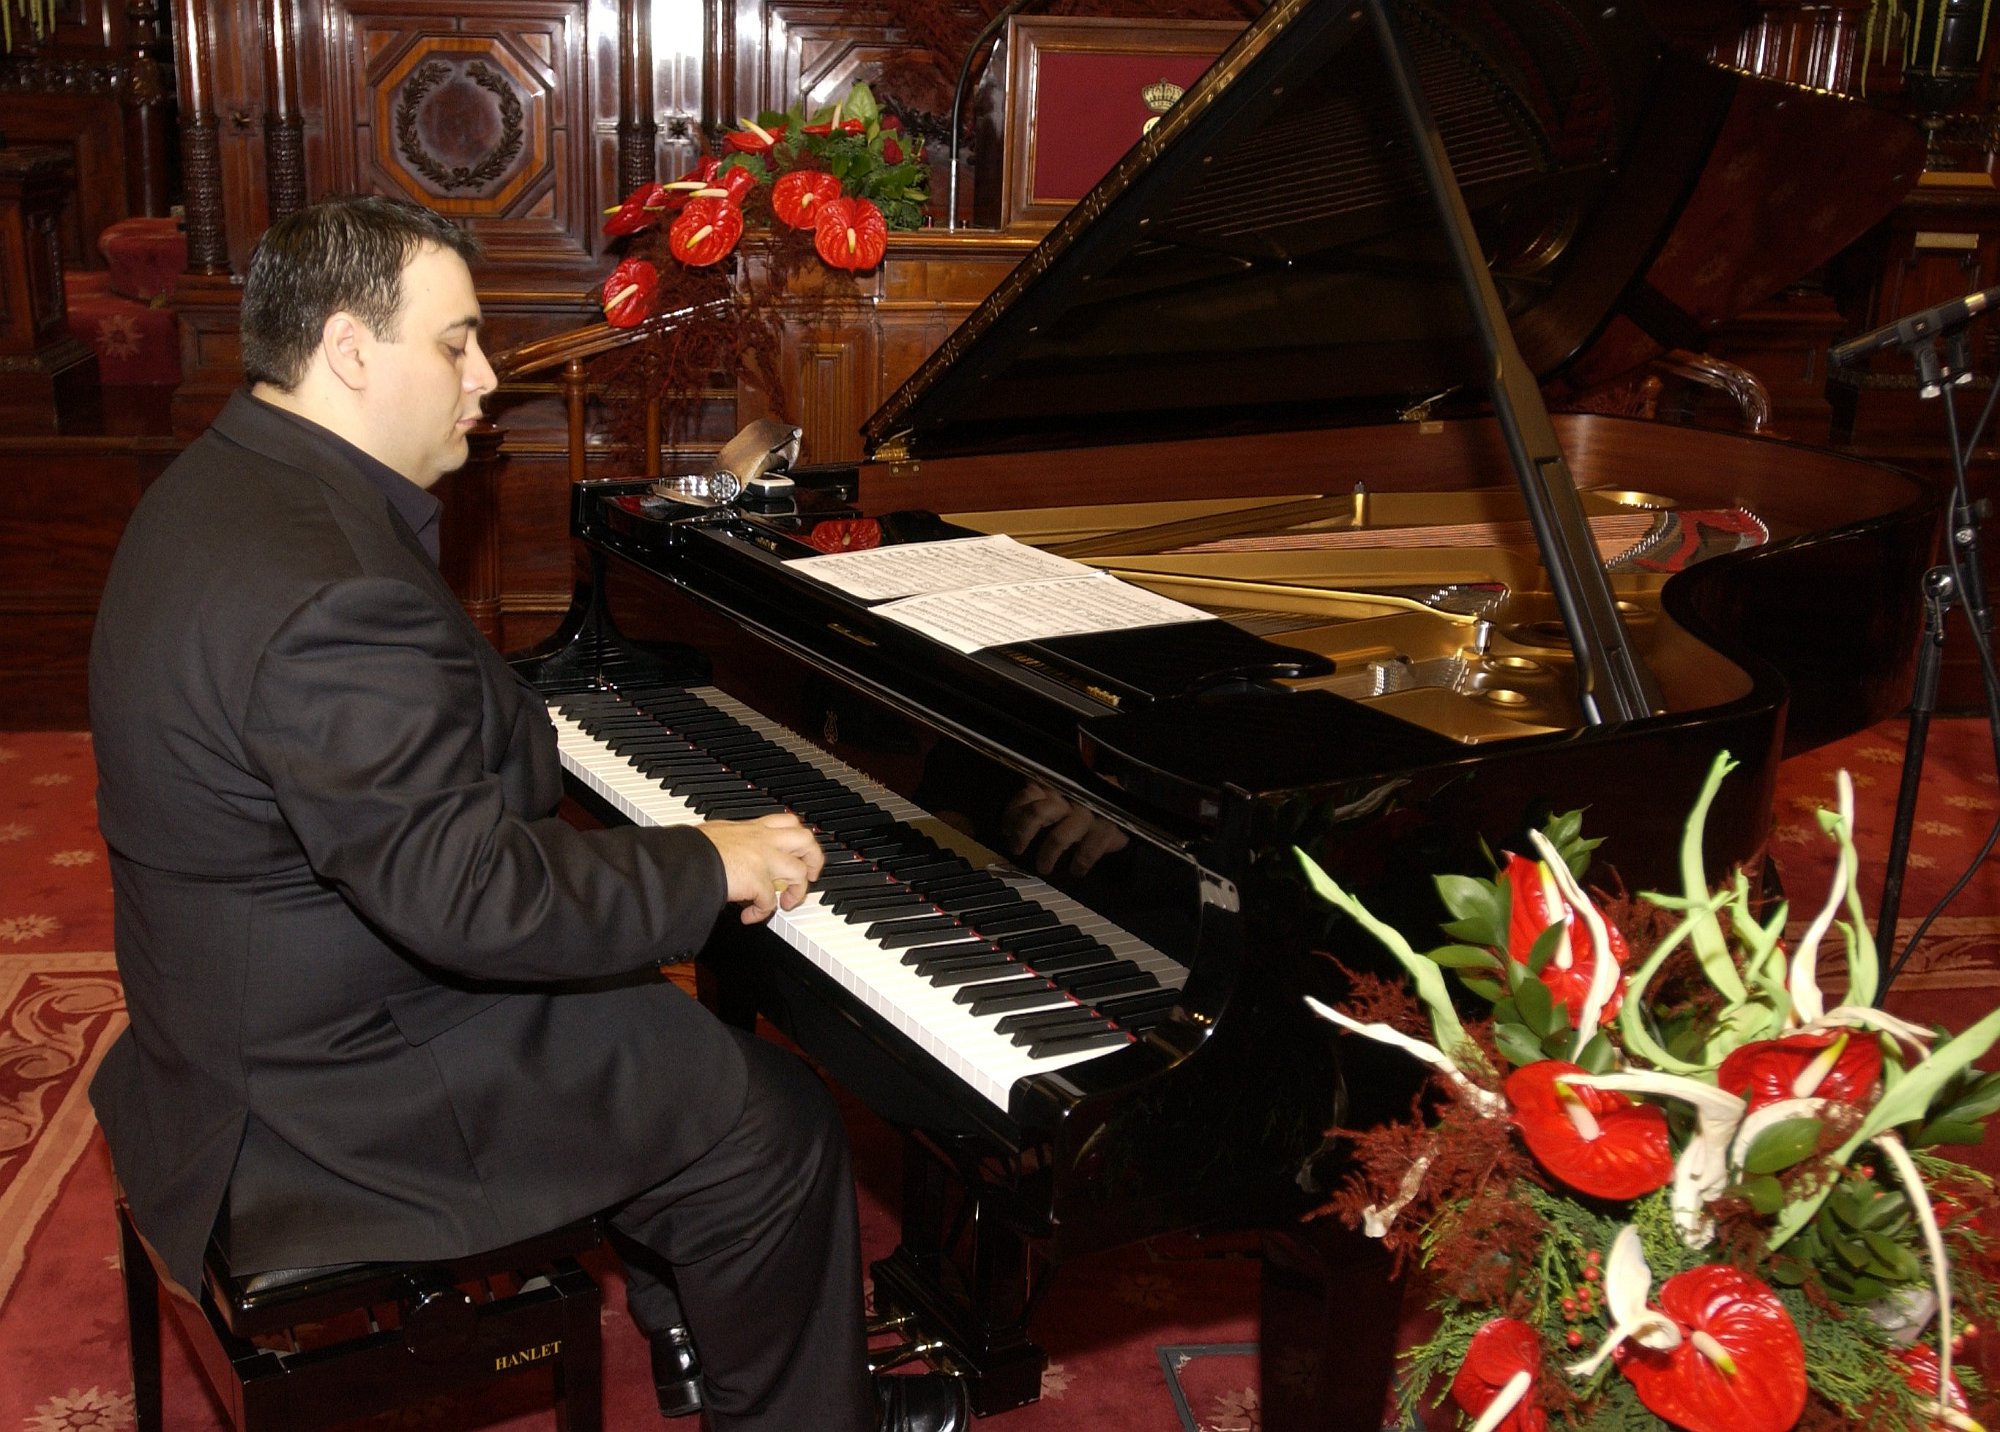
[240,195,482,391]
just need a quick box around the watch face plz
[651,470,742,506]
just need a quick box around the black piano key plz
[873,919,970,949]
[1047,960,1141,993]
[839,895,930,923]
[967,910,1060,939]
[926,959,1024,989]
[1065,971,1159,1002]
[1008,1012,1106,1045]
[998,928,1103,955]
[899,939,1000,967]
[1025,1027,1131,1059]
[1016,947,1115,975]
[995,1004,1093,1036]
[1092,988,1181,1021]
[965,982,1070,1017]
[911,948,1014,977]
[814,873,898,894]
[928,886,1016,915]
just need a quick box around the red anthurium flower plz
[772,170,843,229]
[803,117,867,136]
[1617,1265,1805,1432]
[725,118,785,155]
[882,136,904,164]
[1450,1319,1547,1432]
[600,257,658,327]
[880,113,902,132]
[602,182,669,236]
[1505,1060,1672,1200]
[659,157,722,214]
[668,197,744,267]
[1501,852,1629,1021]
[802,518,883,554]
[1895,1345,1972,1421]
[813,197,888,271]
[711,165,758,205]
[1716,1031,1881,1112]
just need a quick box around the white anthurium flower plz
[1567,1225,1682,1378]
[1468,1370,1534,1432]
[1304,997,1507,1115]
[1569,1071,1747,1247]
[1802,1004,1936,1056]
[1527,830,1621,1052]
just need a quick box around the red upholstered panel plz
[66,290,181,385]
[97,217,186,301]
[1028,51,1222,203]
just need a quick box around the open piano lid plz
[862,0,1923,462]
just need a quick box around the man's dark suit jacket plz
[89,392,747,1294]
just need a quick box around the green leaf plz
[1525,923,1566,976]
[1825,1226,1872,1273]
[1913,1117,1987,1147]
[1936,1069,2000,1124]
[1494,1022,1546,1067]
[1741,1175,1787,1214]
[1858,1228,1922,1280]
[1427,944,1502,972]
[1742,1117,1825,1175]
[1513,972,1555,1038]
[1573,1030,1615,1074]
[842,81,880,123]
[1855,1190,1910,1231]
[1435,875,1505,946]
[1460,976,1504,1003]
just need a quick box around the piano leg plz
[872,1143,1046,1416]
[1259,1222,1406,1432]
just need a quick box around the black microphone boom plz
[1829,284,2000,368]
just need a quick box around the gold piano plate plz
[945,487,1759,746]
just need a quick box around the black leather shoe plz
[649,1325,703,1419]
[875,1372,969,1432]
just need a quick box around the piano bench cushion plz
[204,1218,604,1340]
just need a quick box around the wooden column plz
[262,0,308,221]
[617,0,657,196]
[123,0,175,216]
[1712,0,1875,94]
[172,0,228,273]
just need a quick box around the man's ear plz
[321,311,368,392]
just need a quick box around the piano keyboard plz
[547,683,1187,1113]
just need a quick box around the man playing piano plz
[86,194,967,1432]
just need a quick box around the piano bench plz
[114,1199,604,1432]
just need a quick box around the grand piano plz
[507,0,1940,1420]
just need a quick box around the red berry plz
[1566,1329,1584,1348]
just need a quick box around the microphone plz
[1828,284,2000,368]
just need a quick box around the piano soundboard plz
[546,683,1188,1114]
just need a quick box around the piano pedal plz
[866,1336,948,1375]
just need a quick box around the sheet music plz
[786,533,1211,653]
[788,534,1087,602]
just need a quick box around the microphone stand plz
[1868,318,2000,992]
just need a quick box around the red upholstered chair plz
[115,1198,605,1432]
[64,216,185,385]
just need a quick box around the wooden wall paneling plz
[0,436,178,729]
[734,0,915,122]
[0,91,128,267]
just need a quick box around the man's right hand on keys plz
[699,812,826,924]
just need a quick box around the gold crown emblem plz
[1141,79,1183,114]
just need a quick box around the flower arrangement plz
[597,80,930,326]
[1300,751,2000,1432]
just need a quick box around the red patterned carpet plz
[0,720,1995,1432]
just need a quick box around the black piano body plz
[509,0,1938,1421]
